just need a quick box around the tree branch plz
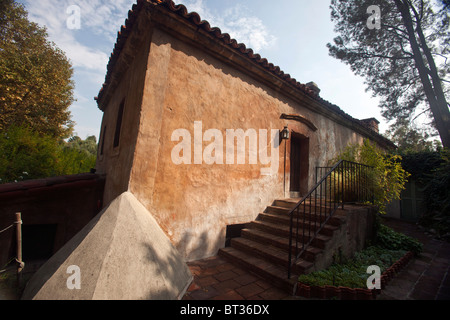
[360,51,414,60]
[432,52,449,66]
[382,23,410,38]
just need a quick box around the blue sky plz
[17,0,387,139]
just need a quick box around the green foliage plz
[0,125,60,182]
[374,223,423,255]
[298,222,422,288]
[399,149,444,182]
[420,149,450,214]
[399,148,450,238]
[0,0,75,138]
[328,0,450,148]
[298,246,407,288]
[384,119,442,153]
[0,125,97,184]
[332,139,410,214]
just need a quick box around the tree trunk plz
[394,0,450,148]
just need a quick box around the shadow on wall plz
[141,228,232,298]
[176,227,230,263]
[143,240,194,299]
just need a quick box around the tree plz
[443,0,450,10]
[0,125,97,184]
[327,0,450,148]
[400,149,450,239]
[59,135,97,174]
[0,125,62,183]
[384,118,441,152]
[0,0,74,138]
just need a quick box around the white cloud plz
[69,0,136,41]
[20,0,139,73]
[18,0,278,139]
[175,0,277,52]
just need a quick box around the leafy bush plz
[331,139,410,214]
[298,246,407,288]
[374,224,423,255]
[0,125,97,183]
[398,148,450,239]
[298,223,422,288]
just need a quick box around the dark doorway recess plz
[289,133,309,196]
[22,224,57,260]
[225,224,247,247]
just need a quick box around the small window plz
[100,125,107,156]
[113,100,125,148]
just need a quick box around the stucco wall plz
[105,27,369,261]
[95,22,154,206]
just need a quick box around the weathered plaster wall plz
[96,22,153,206]
[124,27,370,261]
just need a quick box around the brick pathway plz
[182,256,297,300]
[378,218,450,300]
[183,217,450,301]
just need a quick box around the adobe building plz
[20,0,397,300]
[94,0,394,262]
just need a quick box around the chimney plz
[306,82,321,96]
[360,118,380,133]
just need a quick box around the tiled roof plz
[95,0,396,149]
[96,0,320,103]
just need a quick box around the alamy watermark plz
[66,265,81,290]
[367,265,381,290]
[66,5,81,30]
[367,5,381,30]
[171,121,280,176]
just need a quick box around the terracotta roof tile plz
[95,0,320,103]
[95,0,396,149]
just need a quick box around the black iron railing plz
[287,160,373,279]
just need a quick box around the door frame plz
[289,132,310,196]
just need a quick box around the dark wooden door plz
[290,135,302,192]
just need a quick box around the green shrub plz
[331,139,410,214]
[298,223,422,288]
[399,148,450,239]
[298,246,407,288]
[0,125,97,183]
[375,224,423,255]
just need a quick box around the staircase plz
[218,198,347,295]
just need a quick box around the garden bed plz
[296,223,422,300]
[296,250,415,300]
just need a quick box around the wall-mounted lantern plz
[281,125,290,197]
[281,126,290,141]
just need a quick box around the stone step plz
[241,228,323,262]
[231,237,289,267]
[273,198,340,209]
[264,205,346,227]
[272,199,299,209]
[230,237,314,274]
[248,220,330,249]
[257,212,339,237]
[267,203,344,215]
[218,247,299,295]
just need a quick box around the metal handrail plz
[287,160,373,278]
